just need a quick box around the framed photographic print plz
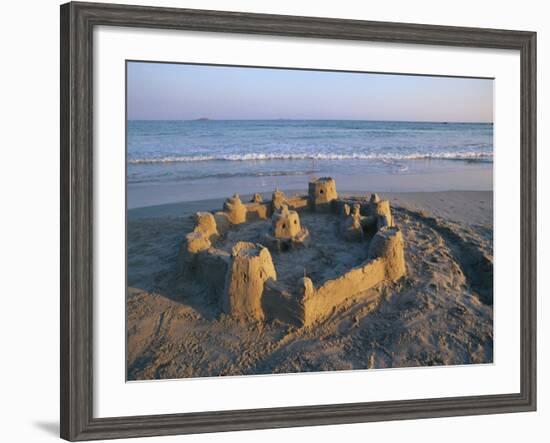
[60,1,536,441]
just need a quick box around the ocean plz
[127,120,493,209]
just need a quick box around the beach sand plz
[127,190,493,380]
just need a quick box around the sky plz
[127,61,493,123]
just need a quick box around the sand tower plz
[263,204,309,252]
[341,203,364,242]
[272,189,286,212]
[308,177,338,211]
[222,242,277,322]
[223,193,247,224]
[368,226,406,280]
[178,212,220,273]
[250,193,263,203]
[368,193,393,228]
[272,205,302,238]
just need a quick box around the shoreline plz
[127,164,493,210]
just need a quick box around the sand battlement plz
[179,178,406,326]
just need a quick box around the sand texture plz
[127,191,493,380]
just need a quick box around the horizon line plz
[127,118,493,124]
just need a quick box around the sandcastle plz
[179,177,406,326]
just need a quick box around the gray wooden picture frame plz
[60,2,537,441]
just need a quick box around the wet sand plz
[127,190,493,380]
[128,162,493,209]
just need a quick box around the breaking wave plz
[128,151,493,164]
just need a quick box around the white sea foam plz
[128,151,493,164]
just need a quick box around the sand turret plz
[222,242,277,322]
[368,226,406,280]
[299,276,314,301]
[179,212,220,273]
[223,193,247,224]
[272,189,286,212]
[340,203,364,242]
[341,203,351,217]
[194,211,218,239]
[368,194,393,228]
[308,177,337,211]
[272,205,302,238]
[263,205,310,251]
[181,212,219,256]
[251,193,263,203]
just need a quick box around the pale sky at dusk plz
[127,61,493,123]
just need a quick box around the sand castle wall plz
[302,258,387,325]
[243,195,270,221]
[285,196,309,211]
[300,227,405,325]
[261,226,405,327]
[179,179,406,327]
[245,202,270,221]
[261,254,399,327]
[193,249,230,293]
[262,279,305,326]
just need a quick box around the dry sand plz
[127,191,493,380]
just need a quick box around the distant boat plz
[195,117,211,121]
